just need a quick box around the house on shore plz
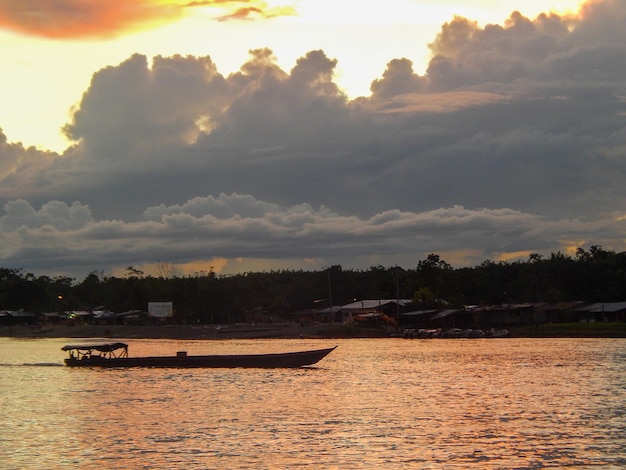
[574,302,626,323]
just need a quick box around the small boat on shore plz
[402,328,509,339]
[62,342,336,368]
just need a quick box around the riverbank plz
[0,322,392,340]
[3,321,626,339]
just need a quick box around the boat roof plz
[61,342,128,352]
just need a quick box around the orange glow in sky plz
[0,1,182,39]
[0,0,586,151]
[0,1,297,39]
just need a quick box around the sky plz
[1,0,625,281]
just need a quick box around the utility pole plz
[396,267,400,324]
[328,269,334,324]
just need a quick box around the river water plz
[1,337,625,469]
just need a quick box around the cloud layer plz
[1,0,626,278]
[0,0,294,38]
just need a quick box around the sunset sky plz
[1,0,625,280]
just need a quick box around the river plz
[1,337,625,468]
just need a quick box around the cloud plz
[425,2,626,90]
[0,0,295,39]
[216,3,296,22]
[0,199,92,231]
[0,0,181,38]
[1,0,626,278]
[63,53,231,157]
[370,59,426,100]
[0,130,61,195]
[1,194,623,278]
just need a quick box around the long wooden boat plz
[61,342,336,368]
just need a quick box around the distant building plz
[402,309,440,328]
[534,301,586,323]
[0,309,37,325]
[574,302,626,323]
[339,299,413,323]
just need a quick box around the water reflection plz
[2,338,625,468]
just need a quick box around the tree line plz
[1,245,624,324]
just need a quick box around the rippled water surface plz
[1,337,625,468]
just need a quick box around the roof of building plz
[340,299,412,310]
[575,302,626,313]
[431,309,462,320]
[401,309,439,317]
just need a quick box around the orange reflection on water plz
[2,338,625,468]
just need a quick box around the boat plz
[485,328,509,338]
[61,342,336,368]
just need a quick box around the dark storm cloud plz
[1,0,625,277]
[1,194,619,277]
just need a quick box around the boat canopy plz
[62,342,128,352]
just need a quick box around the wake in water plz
[0,362,64,367]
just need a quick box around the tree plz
[155,261,177,279]
[125,266,144,278]
[413,286,436,309]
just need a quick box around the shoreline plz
[0,323,389,340]
[2,321,626,340]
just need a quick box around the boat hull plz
[64,346,336,368]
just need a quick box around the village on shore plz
[3,298,626,339]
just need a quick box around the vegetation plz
[1,245,625,324]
